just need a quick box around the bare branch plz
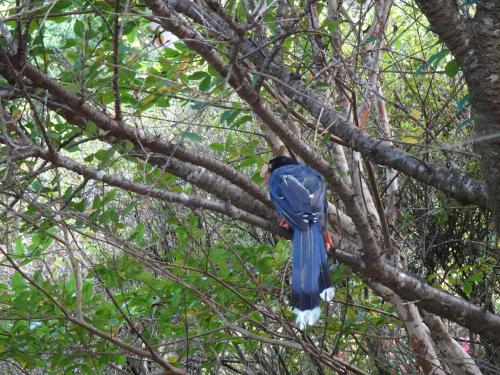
[169,0,489,209]
[20,141,288,237]
[0,50,272,211]
[334,249,500,346]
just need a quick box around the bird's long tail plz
[291,221,334,329]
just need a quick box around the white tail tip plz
[292,307,320,329]
[320,287,335,302]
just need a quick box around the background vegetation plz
[0,0,498,374]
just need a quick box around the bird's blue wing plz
[269,164,325,230]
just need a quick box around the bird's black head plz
[268,156,299,173]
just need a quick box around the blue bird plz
[265,156,335,329]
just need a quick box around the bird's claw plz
[278,218,290,229]
[323,231,333,253]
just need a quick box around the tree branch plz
[0,132,288,238]
[0,49,272,211]
[168,0,488,209]
[414,0,470,62]
[0,59,277,221]
[334,249,500,346]
[145,0,381,262]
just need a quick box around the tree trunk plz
[422,312,482,375]
[464,2,500,246]
[369,282,446,375]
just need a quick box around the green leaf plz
[174,41,189,52]
[84,121,97,136]
[11,272,26,290]
[326,21,339,32]
[208,65,219,77]
[92,196,102,210]
[130,223,145,244]
[232,114,252,127]
[163,48,180,58]
[416,49,448,75]
[463,280,472,296]
[73,199,87,212]
[189,71,208,80]
[181,131,202,143]
[29,232,53,255]
[256,256,274,274]
[94,147,116,166]
[321,133,331,144]
[123,202,135,215]
[31,180,43,192]
[94,265,119,289]
[73,20,84,38]
[123,22,136,36]
[199,76,212,92]
[81,364,94,375]
[15,237,25,256]
[209,142,225,152]
[102,189,117,205]
[52,0,73,13]
[220,109,240,124]
[121,140,135,153]
[445,59,460,77]
[468,273,483,283]
[240,155,261,167]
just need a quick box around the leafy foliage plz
[0,0,497,374]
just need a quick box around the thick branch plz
[0,52,272,210]
[146,0,381,261]
[169,0,489,209]
[334,250,500,346]
[414,0,470,63]
[0,65,276,221]
[422,311,482,375]
[0,134,287,237]
[262,69,488,209]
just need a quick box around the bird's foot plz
[278,218,290,230]
[323,231,333,253]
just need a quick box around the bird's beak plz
[260,163,270,183]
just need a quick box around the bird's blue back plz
[268,163,334,329]
[269,164,327,230]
